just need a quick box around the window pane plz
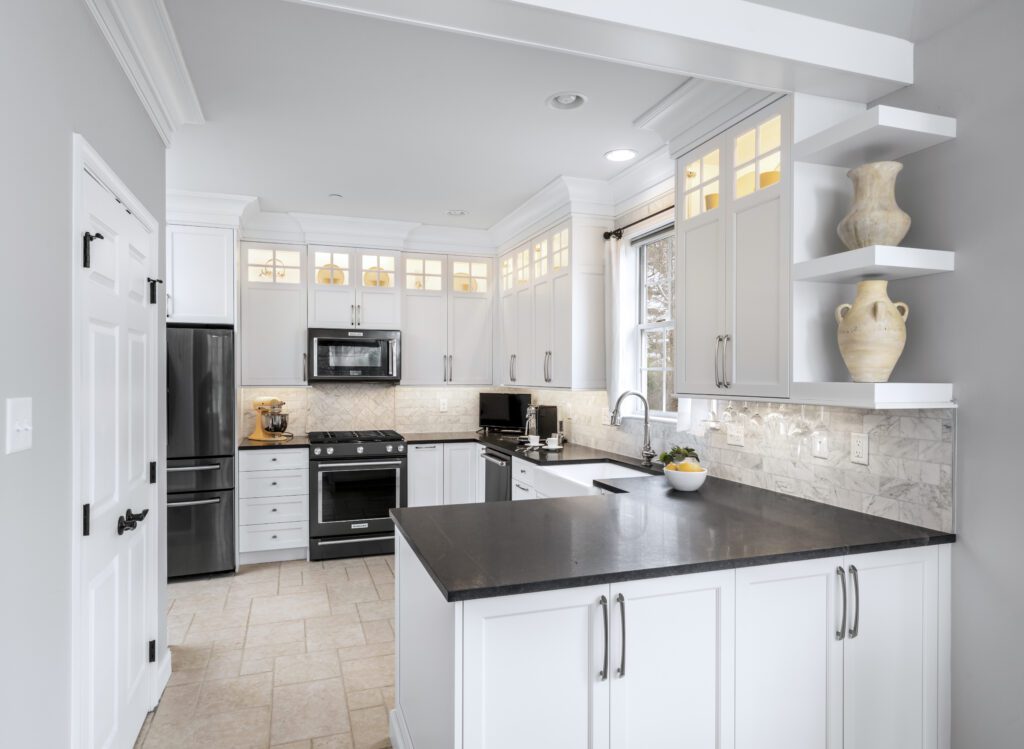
[759,115,782,153]
[425,276,442,291]
[315,251,333,267]
[644,329,665,368]
[476,278,488,293]
[666,328,675,369]
[453,261,469,275]
[316,265,347,285]
[736,163,756,198]
[425,259,443,275]
[406,275,423,290]
[643,236,674,323]
[759,151,782,188]
[685,160,700,190]
[248,266,272,283]
[685,190,700,220]
[407,258,423,274]
[703,181,720,212]
[702,150,720,182]
[276,249,301,267]
[277,267,300,284]
[248,248,274,265]
[735,128,756,165]
[646,369,665,413]
[471,262,487,277]
[453,272,477,293]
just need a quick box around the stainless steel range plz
[308,430,407,560]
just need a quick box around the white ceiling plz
[164,0,688,229]
[747,0,991,42]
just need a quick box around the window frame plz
[632,226,677,420]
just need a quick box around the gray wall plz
[0,1,165,746]
[876,0,1024,743]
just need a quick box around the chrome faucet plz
[610,391,657,467]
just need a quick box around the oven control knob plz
[356,446,364,454]
[386,445,393,453]
[313,448,322,456]
[326,447,334,455]
[398,444,405,452]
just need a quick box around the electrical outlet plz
[726,423,745,446]
[439,397,448,413]
[851,432,869,465]
[812,432,829,459]
[5,397,32,454]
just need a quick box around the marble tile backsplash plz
[237,385,955,532]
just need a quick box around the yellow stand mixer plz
[247,397,293,442]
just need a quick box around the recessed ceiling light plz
[605,149,638,162]
[446,209,468,216]
[328,193,343,198]
[547,91,587,110]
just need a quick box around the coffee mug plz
[546,436,560,449]
[527,434,540,446]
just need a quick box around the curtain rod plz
[603,205,675,241]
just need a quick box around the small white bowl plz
[664,467,708,492]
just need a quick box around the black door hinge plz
[83,232,104,269]
[83,503,91,536]
[148,640,156,663]
[149,461,157,484]
[147,278,164,304]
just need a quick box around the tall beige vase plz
[835,280,909,383]
[837,161,911,250]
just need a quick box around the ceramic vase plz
[835,280,909,383]
[837,161,911,250]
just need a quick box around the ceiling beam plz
[286,0,913,101]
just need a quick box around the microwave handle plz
[388,338,397,376]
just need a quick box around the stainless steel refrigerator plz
[167,326,235,578]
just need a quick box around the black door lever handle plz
[117,515,138,535]
[125,508,149,523]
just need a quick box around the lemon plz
[664,463,679,472]
[679,462,704,472]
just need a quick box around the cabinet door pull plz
[836,566,848,641]
[443,354,448,382]
[356,304,361,326]
[722,334,732,388]
[509,355,514,383]
[303,353,308,382]
[351,304,355,326]
[512,354,517,382]
[714,336,723,387]
[448,354,453,383]
[616,593,626,678]
[599,595,610,681]
[848,565,860,639]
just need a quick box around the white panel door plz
[463,585,611,749]
[676,213,725,396]
[165,224,234,324]
[80,173,156,749]
[532,273,553,385]
[448,294,492,385]
[500,292,517,386]
[610,570,735,749]
[358,287,401,328]
[735,556,844,749]
[308,245,357,328]
[843,547,938,749]
[242,285,308,385]
[407,444,443,507]
[443,443,478,504]
[401,293,447,385]
[514,284,534,386]
[549,272,573,388]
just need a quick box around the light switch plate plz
[5,397,32,454]
[812,432,829,459]
[439,397,448,413]
[726,423,745,446]
[851,432,869,465]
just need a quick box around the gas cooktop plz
[308,430,406,459]
[309,430,404,444]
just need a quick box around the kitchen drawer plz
[239,494,307,526]
[239,469,309,498]
[512,457,535,486]
[238,521,308,552]
[239,448,308,473]
[512,479,536,500]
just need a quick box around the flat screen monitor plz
[479,393,531,432]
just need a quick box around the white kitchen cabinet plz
[238,447,309,561]
[610,571,735,749]
[443,442,479,505]
[498,220,605,388]
[407,443,443,507]
[307,246,400,329]
[166,224,235,325]
[462,584,611,749]
[675,99,791,398]
[511,479,536,500]
[735,546,940,749]
[401,255,492,386]
[476,445,487,503]
[240,242,308,386]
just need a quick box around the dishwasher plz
[482,449,511,502]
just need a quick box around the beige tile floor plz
[135,556,395,749]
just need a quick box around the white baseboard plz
[389,708,412,749]
[238,547,308,566]
[153,649,172,709]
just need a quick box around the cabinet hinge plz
[147,278,164,305]
[149,461,157,484]
[83,503,91,536]
[148,640,156,663]
[83,232,104,269]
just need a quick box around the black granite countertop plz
[392,474,955,602]
[238,434,310,450]
[403,432,481,444]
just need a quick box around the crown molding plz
[405,225,496,255]
[167,190,259,228]
[85,0,204,146]
[608,146,675,217]
[291,213,420,250]
[489,176,614,252]
[239,212,306,245]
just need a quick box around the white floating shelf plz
[791,382,955,410]
[794,105,957,167]
[794,245,955,283]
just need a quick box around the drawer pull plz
[271,508,278,512]
[272,535,278,539]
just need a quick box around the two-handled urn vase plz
[836,280,909,383]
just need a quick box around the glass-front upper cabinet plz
[681,148,721,221]
[405,256,444,292]
[514,246,531,287]
[734,113,782,200]
[500,254,515,294]
[246,245,303,284]
[360,253,397,290]
[451,259,489,295]
[312,248,351,288]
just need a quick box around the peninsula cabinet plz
[407,442,480,507]
[674,98,791,399]
[166,224,235,325]
[498,217,606,389]
[307,245,401,329]
[401,255,492,386]
[240,242,308,386]
[392,540,946,749]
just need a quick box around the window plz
[636,231,678,416]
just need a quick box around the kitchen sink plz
[534,461,652,498]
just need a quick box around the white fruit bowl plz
[664,466,708,492]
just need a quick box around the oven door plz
[308,329,400,381]
[310,459,407,538]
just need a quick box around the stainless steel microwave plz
[307,329,401,382]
